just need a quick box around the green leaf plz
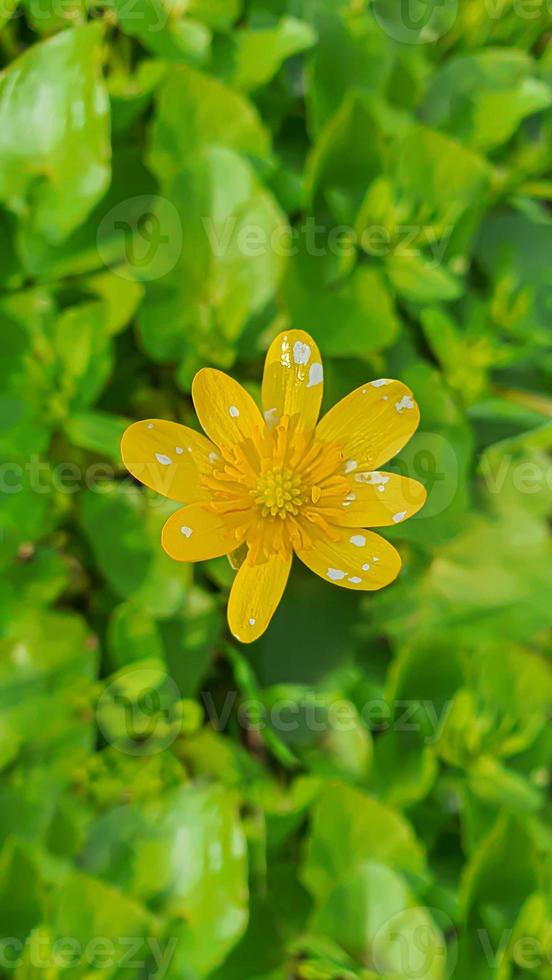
[423,49,552,151]
[373,730,438,808]
[148,63,270,185]
[0,0,17,30]
[53,302,113,413]
[311,862,447,978]
[305,91,394,222]
[83,267,144,336]
[216,17,316,92]
[475,209,552,348]
[0,609,97,770]
[82,784,248,975]
[109,58,166,136]
[80,484,192,616]
[306,3,394,133]
[285,244,399,359]
[64,410,130,461]
[185,0,241,30]
[302,781,425,904]
[140,145,287,358]
[113,0,212,66]
[0,24,110,240]
[459,814,539,927]
[160,586,221,697]
[467,756,543,813]
[17,147,157,281]
[0,840,44,941]
[386,252,463,303]
[53,871,152,961]
[395,123,490,236]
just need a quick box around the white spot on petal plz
[370,379,389,388]
[373,556,380,562]
[355,471,389,486]
[280,338,291,369]
[327,568,347,581]
[147,423,154,429]
[362,563,370,571]
[307,362,323,387]
[175,446,183,455]
[187,446,192,453]
[209,451,220,462]
[349,576,362,584]
[350,535,366,547]
[155,453,172,465]
[264,407,278,428]
[345,460,358,474]
[248,618,256,626]
[293,341,311,366]
[393,511,407,523]
[180,526,193,537]
[229,405,240,418]
[395,395,414,413]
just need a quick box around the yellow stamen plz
[254,466,306,519]
[201,414,350,562]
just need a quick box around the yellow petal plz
[316,379,420,471]
[295,527,401,591]
[162,503,244,562]
[261,329,324,431]
[228,550,292,643]
[192,368,264,449]
[121,419,217,503]
[329,473,427,528]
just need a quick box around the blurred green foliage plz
[0,0,551,977]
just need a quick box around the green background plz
[0,0,551,977]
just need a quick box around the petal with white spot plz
[121,419,216,504]
[262,330,323,432]
[295,528,401,591]
[316,380,420,470]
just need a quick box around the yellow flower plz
[121,330,426,643]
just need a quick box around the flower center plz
[253,466,305,519]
